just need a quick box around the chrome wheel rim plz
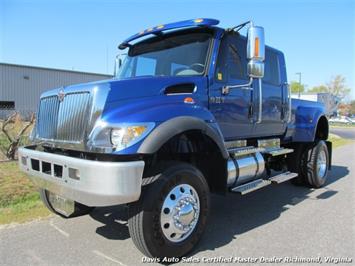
[160,184,200,243]
[317,149,327,179]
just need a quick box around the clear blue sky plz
[1,0,354,99]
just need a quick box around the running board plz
[263,148,294,156]
[269,171,298,184]
[230,171,298,195]
[228,146,265,156]
[231,179,271,195]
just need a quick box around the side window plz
[171,62,188,75]
[263,50,280,85]
[215,36,228,82]
[135,56,157,76]
[215,34,248,82]
[229,36,248,80]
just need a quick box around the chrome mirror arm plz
[256,78,262,124]
[287,83,292,123]
[221,77,253,95]
[221,77,263,124]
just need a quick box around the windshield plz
[117,32,212,78]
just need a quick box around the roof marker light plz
[194,18,203,23]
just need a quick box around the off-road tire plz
[288,141,329,188]
[128,161,210,258]
[303,140,329,188]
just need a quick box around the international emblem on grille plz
[58,89,65,102]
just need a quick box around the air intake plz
[164,83,196,95]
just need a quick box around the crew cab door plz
[253,50,287,137]
[209,33,254,140]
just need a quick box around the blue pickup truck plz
[19,18,331,258]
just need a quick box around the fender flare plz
[313,115,329,141]
[138,116,229,159]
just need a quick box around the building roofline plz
[0,62,113,77]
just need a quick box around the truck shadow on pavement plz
[90,165,349,253]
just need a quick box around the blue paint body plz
[71,19,327,155]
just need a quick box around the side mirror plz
[247,25,265,78]
[113,55,122,77]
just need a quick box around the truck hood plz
[105,76,206,103]
[41,75,207,103]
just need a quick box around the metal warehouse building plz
[0,63,112,119]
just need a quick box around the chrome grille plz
[37,92,92,142]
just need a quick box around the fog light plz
[69,168,80,180]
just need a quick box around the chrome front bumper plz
[18,147,145,207]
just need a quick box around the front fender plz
[138,116,229,159]
[101,96,228,157]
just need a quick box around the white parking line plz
[49,220,69,237]
[93,250,127,266]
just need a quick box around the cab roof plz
[118,18,219,49]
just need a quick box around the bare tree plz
[0,112,35,160]
[309,75,351,100]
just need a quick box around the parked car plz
[329,116,354,125]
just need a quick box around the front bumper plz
[18,147,145,207]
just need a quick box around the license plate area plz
[48,191,75,217]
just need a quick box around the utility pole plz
[295,72,302,98]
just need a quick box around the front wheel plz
[128,162,210,258]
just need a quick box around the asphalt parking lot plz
[1,143,354,266]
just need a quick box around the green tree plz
[308,85,328,93]
[290,81,305,94]
[309,75,350,99]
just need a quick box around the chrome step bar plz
[228,146,266,156]
[228,146,293,157]
[230,171,298,195]
[231,179,271,195]
[263,148,294,156]
[224,140,247,149]
[269,171,298,184]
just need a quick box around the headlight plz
[111,125,150,150]
[88,122,155,152]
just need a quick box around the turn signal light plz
[254,37,259,57]
[184,97,195,104]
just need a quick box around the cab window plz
[264,50,280,85]
[215,33,248,82]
